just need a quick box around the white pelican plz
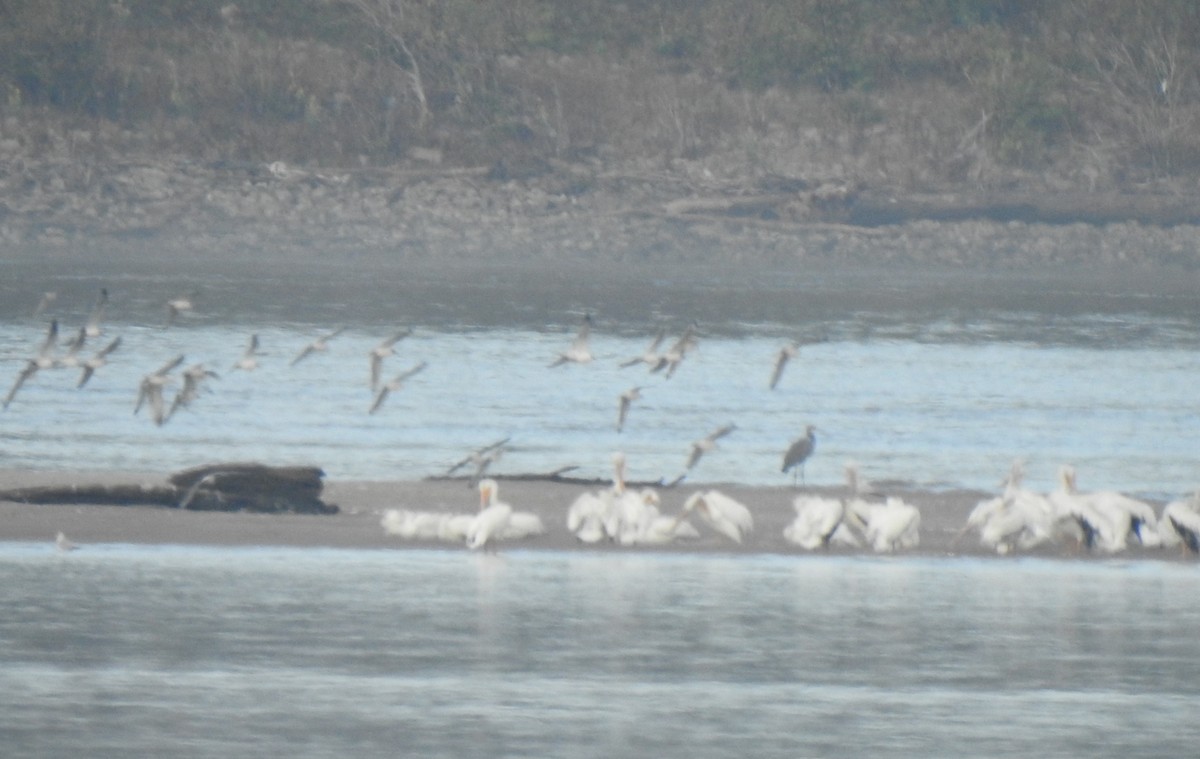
[956,461,1056,554]
[679,490,753,544]
[500,511,547,540]
[1049,466,1158,552]
[781,425,816,485]
[549,313,594,367]
[685,423,737,471]
[467,479,513,551]
[369,360,427,415]
[381,509,449,540]
[619,328,666,369]
[165,290,197,328]
[134,354,185,426]
[369,328,413,390]
[616,386,642,433]
[3,319,59,410]
[84,287,108,337]
[841,462,920,552]
[1159,494,1200,554]
[231,334,263,371]
[769,342,798,390]
[567,452,629,543]
[785,493,864,550]
[76,336,121,389]
[651,322,697,378]
[291,326,346,366]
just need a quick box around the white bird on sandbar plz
[841,462,920,553]
[785,494,859,550]
[677,489,753,544]
[619,328,666,369]
[84,287,108,337]
[549,313,594,367]
[291,326,346,366]
[467,478,514,551]
[1159,493,1200,554]
[567,452,628,543]
[1048,465,1159,552]
[3,319,60,410]
[76,335,122,389]
[369,360,427,415]
[956,461,1056,554]
[369,328,413,390]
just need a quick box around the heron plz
[781,425,817,485]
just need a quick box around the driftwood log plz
[0,463,337,514]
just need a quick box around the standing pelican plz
[616,386,642,433]
[1159,494,1200,554]
[785,495,853,550]
[769,342,799,390]
[467,478,513,551]
[566,452,627,543]
[84,288,108,337]
[291,326,346,366]
[134,354,185,426]
[549,313,594,367]
[678,490,753,544]
[76,336,122,389]
[369,328,413,390]
[619,328,666,369]
[231,334,263,371]
[685,423,736,470]
[164,290,197,328]
[369,360,427,414]
[3,319,59,410]
[781,425,817,485]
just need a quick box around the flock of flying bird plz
[9,289,1199,558]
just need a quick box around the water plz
[0,544,1197,758]
[2,257,1199,496]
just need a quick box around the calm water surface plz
[0,544,1197,758]
[2,256,1198,496]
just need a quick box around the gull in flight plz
[167,363,220,421]
[617,386,642,433]
[84,287,109,337]
[651,322,698,379]
[549,313,594,367]
[619,328,666,369]
[369,328,413,390]
[685,423,737,471]
[445,437,511,483]
[291,326,346,366]
[135,354,185,426]
[164,290,198,328]
[781,425,817,485]
[769,342,799,390]
[33,291,58,316]
[3,319,59,410]
[231,334,263,371]
[76,336,122,389]
[369,360,427,415]
[55,326,88,369]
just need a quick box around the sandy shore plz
[0,469,1190,561]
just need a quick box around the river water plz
[0,544,1197,758]
[2,256,1198,497]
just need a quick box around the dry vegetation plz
[1,0,1199,195]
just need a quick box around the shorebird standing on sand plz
[782,425,817,486]
[549,313,594,367]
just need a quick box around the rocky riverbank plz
[4,136,1200,269]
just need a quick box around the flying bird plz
[369,360,427,414]
[445,437,512,482]
[3,319,59,410]
[685,423,737,470]
[619,328,666,369]
[33,291,57,316]
[549,313,594,367]
[617,386,642,433]
[84,287,108,337]
[231,334,263,371]
[651,322,698,379]
[369,328,413,390]
[769,342,799,390]
[55,326,88,369]
[76,336,121,389]
[167,363,220,420]
[134,354,185,426]
[291,326,346,366]
[164,290,197,328]
[781,425,817,485]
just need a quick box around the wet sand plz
[0,469,1188,561]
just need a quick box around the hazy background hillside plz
[4,0,1199,193]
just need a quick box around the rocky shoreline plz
[4,142,1200,269]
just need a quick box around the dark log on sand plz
[0,463,337,514]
